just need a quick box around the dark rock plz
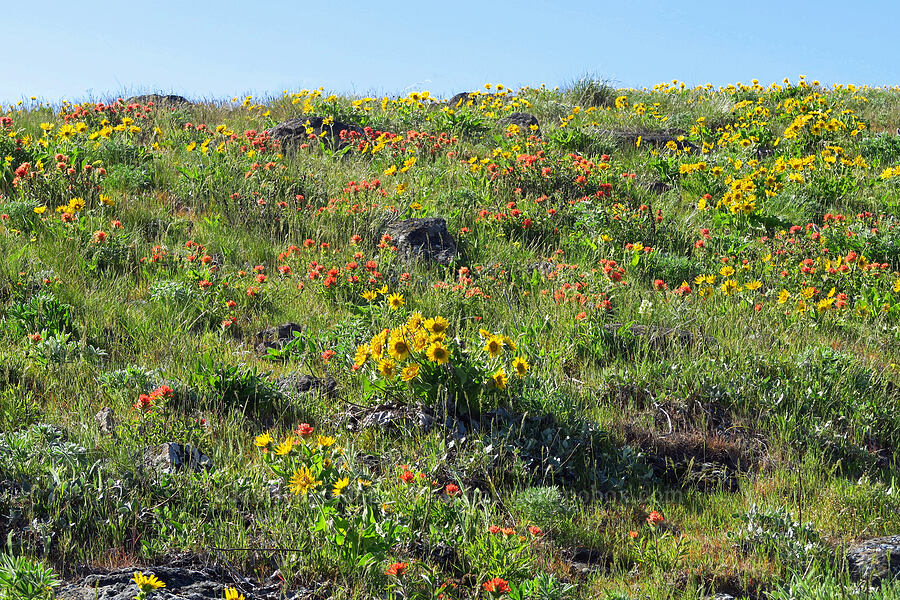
[95,407,115,436]
[126,94,192,107]
[848,535,900,582]
[384,218,458,265]
[143,442,211,474]
[254,323,303,356]
[268,116,365,151]
[273,374,337,398]
[601,130,698,153]
[565,546,608,578]
[498,112,541,137]
[396,541,459,570]
[447,92,477,109]
[646,181,672,194]
[58,564,316,600]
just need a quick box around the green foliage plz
[508,573,577,600]
[565,75,616,108]
[0,554,60,600]
[767,567,900,600]
[191,353,279,414]
[728,504,829,570]
[860,133,900,166]
[3,292,74,337]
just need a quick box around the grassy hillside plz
[4,78,900,599]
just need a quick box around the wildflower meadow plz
[3,77,900,599]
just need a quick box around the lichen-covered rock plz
[342,401,436,431]
[126,94,192,107]
[498,112,541,137]
[848,535,900,581]
[143,442,211,474]
[58,564,315,600]
[273,373,337,398]
[254,322,304,356]
[384,218,458,265]
[601,129,698,152]
[268,116,365,151]
[95,407,115,436]
[447,92,477,109]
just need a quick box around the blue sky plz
[2,0,897,106]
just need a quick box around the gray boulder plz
[126,94,192,107]
[601,129,698,153]
[95,407,115,436]
[273,373,337,398]
[447,92,478,109]
[848,535,900,581]
[58,564,315,600]
[254,322,303,356]
[144,443,211,474]
[499,112,541,137]
[268,116,365,151]
[384,218,458,266]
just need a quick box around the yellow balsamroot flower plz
[371,329,388,359]
[354,344,370,367]
[426,342,450,365]
[411,330,429,352]
[361,290,377,301]
[719,280,739,295]
[332,477,350,497]
[33,206,47,214]
[254,433,273,448]
[491,368,508,390]
[719,265,735,277]
[358,478,372,487]
[387,293,405,310]
[745,280,763,291]
[274,437,295,456]
[388,332,411,360]
[401,363,420,382]
[289,466,322,496]
[484,335,504,358]
[512,356,529,377]
[133,572,165,592]
[893,279,900,294]
[69,197,85,212]
[100,194,114,206]
[817,298,835,312]
[224,588,244,600]
[317,435,336,448]
[406,312,424,331]
[58,124,77,140]
[503,336,517,351]
[778,289,790,304]
[378,358,397,379]
[424,316,449,335]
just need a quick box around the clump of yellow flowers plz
[353,313,529,409]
